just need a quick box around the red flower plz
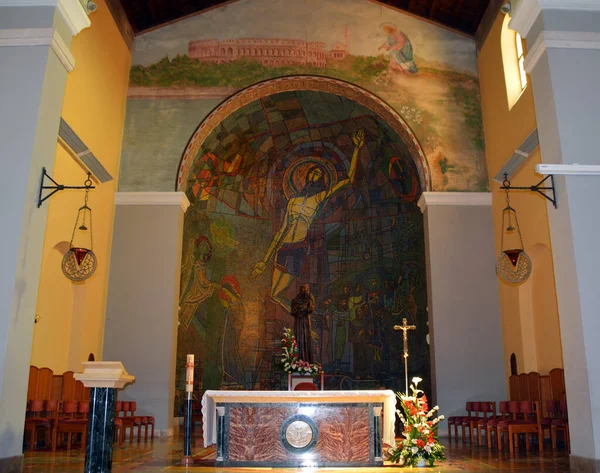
[416,439,425,448]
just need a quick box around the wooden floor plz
[23,432,571,472]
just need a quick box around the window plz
[501,15,528,108]
[516,33,527,90]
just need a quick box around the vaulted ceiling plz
[116,0,491,37]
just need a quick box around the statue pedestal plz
[75,362,134,473]
[287,372,324,390]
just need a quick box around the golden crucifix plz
[393,318,416,395]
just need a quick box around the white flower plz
[425,445,431,453]
[412,377,423,384]
[412,439,418,444]
[412,447,419,454]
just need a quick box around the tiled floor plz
[23,434,571,472]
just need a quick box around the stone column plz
[510,1,600,470]
[75,362,134,473]
[0,1,90,470]
[104,192,189,435]
[419,192,506,436]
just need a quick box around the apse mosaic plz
[121,0,488,193]
[174,89,429,414]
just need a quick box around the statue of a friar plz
[290,284,315,364]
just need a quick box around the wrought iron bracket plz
[37,167,95,208]
[500,173,557,209]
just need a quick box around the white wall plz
[421,193,506,436]
[103,193,187,434]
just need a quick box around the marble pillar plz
[75,362,134,473]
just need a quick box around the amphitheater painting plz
[123,0,488,193]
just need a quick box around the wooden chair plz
[461,402,481,444]
[508,401,543,454]
[486,401,511,448]
[53,400,87,452]
[24,400,54,451]
[498,401,542,454]
[496,401,521,451]
[551,400,569,452]
[473,401,496,446]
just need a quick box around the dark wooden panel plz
[118,0,491,36]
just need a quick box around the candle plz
[186,354,194,393]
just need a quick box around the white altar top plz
[201,390,397,447]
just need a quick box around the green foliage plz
[450,84,485,151]
[129,55,390,88]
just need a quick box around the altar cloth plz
[201,389,396,447]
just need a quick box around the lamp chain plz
[500,175,525,252]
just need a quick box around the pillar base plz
[0,454,23,473]
[570,455,600,473]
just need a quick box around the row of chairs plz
[24,398,155,451]
[448,400,569,453]
[115,401,155,444]
[24,399,89,452]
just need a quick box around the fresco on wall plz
[174,88,429,414]
[124,0,488,193]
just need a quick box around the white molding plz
[509,0,542,38]
[417,192,492,212]
[0,28,53,46]
[525,31,600,72]
[0,0,91,36]
[508,0,600,37]
[57,0,91,36]
[0,0,56,4]
[540,0,600,10]
[50,29,75,71]
[0,28,75,72]
[115,192,191,212]
[536,164,600,175]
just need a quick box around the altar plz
[201,390,396,467]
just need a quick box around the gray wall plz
[423,200,506,435]
[104,197,185,433]
[0,6,71,461]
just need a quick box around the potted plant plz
[281,327,321,377]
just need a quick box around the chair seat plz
[477,418,493,426]
[497,419,534,428]
[551,419,568,427]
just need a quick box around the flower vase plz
[416,456,426,467]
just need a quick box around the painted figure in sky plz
[379,23,418,74]
[290,284,315,363]
[250,129,365,311]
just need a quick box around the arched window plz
[501,15,528,108]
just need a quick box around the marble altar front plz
[201,390,396,467]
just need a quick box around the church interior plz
[1,0,599,471]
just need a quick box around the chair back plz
[527,372,541,401]
[294,382,318,391]
[480,401,496,419]
[78,401,89,418]
[129,401,137,414]
[508,400,521,418]
[518,373,529,401]
[509,375,520,401]
[115,401,123,416]
[62,400,79,419]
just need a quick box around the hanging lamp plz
[61,173,97,281]
[496,176,532,285]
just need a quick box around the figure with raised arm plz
[250,129,365,311]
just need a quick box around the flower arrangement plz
[280,327,321,376]
[389,377,446,467]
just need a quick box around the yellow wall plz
[30,0,131,373]
[478,11,563,378]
